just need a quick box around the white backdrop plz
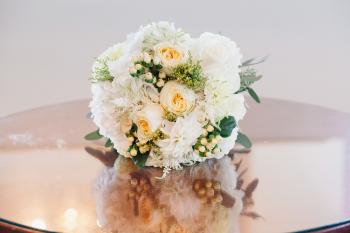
[0,0,349,116]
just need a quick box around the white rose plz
[193,32,242,77]
[160,81,196,116]
[196,32,241,65]
[154,42,188,69]
[135,104,164,142]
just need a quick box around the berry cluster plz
[128,175,153,200]
[193,122,222,157]
[124,124,151,158]
[127,173,155,222]
[129,52,166,89]
[193,179,223,205]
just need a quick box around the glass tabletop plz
[0,98,349,233]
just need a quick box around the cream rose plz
[135,104,164,142]
[154,42,187,69]
[160,81,196,116]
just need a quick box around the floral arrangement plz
[85,22,264,172]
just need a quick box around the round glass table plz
[0,98,349,233]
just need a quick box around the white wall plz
[0,0,349,116]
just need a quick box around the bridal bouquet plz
[86,22,263,233]
[86,22,263,172]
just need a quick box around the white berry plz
[130,149,137,156]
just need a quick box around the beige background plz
[0,0,349,117]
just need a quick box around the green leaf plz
[105,139,113,148]
[247,87,261,103]
[236,132,252,149]
[131,152,150,168]
[219,116,236,138]
[84,130,103,140]
[130,123,138,133]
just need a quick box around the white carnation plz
[89,82,132,155]
[154,112,202,168]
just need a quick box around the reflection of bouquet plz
[86,22,263,172]
[91,153,260,233]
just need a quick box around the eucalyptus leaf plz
[241,58,256,67]
[219,116,236,138]
[105,139,113,148]
[131,152,150,168]
[247,87,261,103]
[236,68,262,94]
[84,130,103,140]
[242,74,262,83]
[241,56,268,67]
[236,132,252,149]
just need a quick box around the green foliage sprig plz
[91,58,114,82]
[236,57,266,103]
[170,57,206,91]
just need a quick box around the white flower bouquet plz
[86,22,263,233]
[86,22,263,173]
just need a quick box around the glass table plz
[0,98,349,233]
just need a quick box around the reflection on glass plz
[241,138,348,233]
[0,138,348,233]
[64,208,78,231]
[31,218,46,230]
